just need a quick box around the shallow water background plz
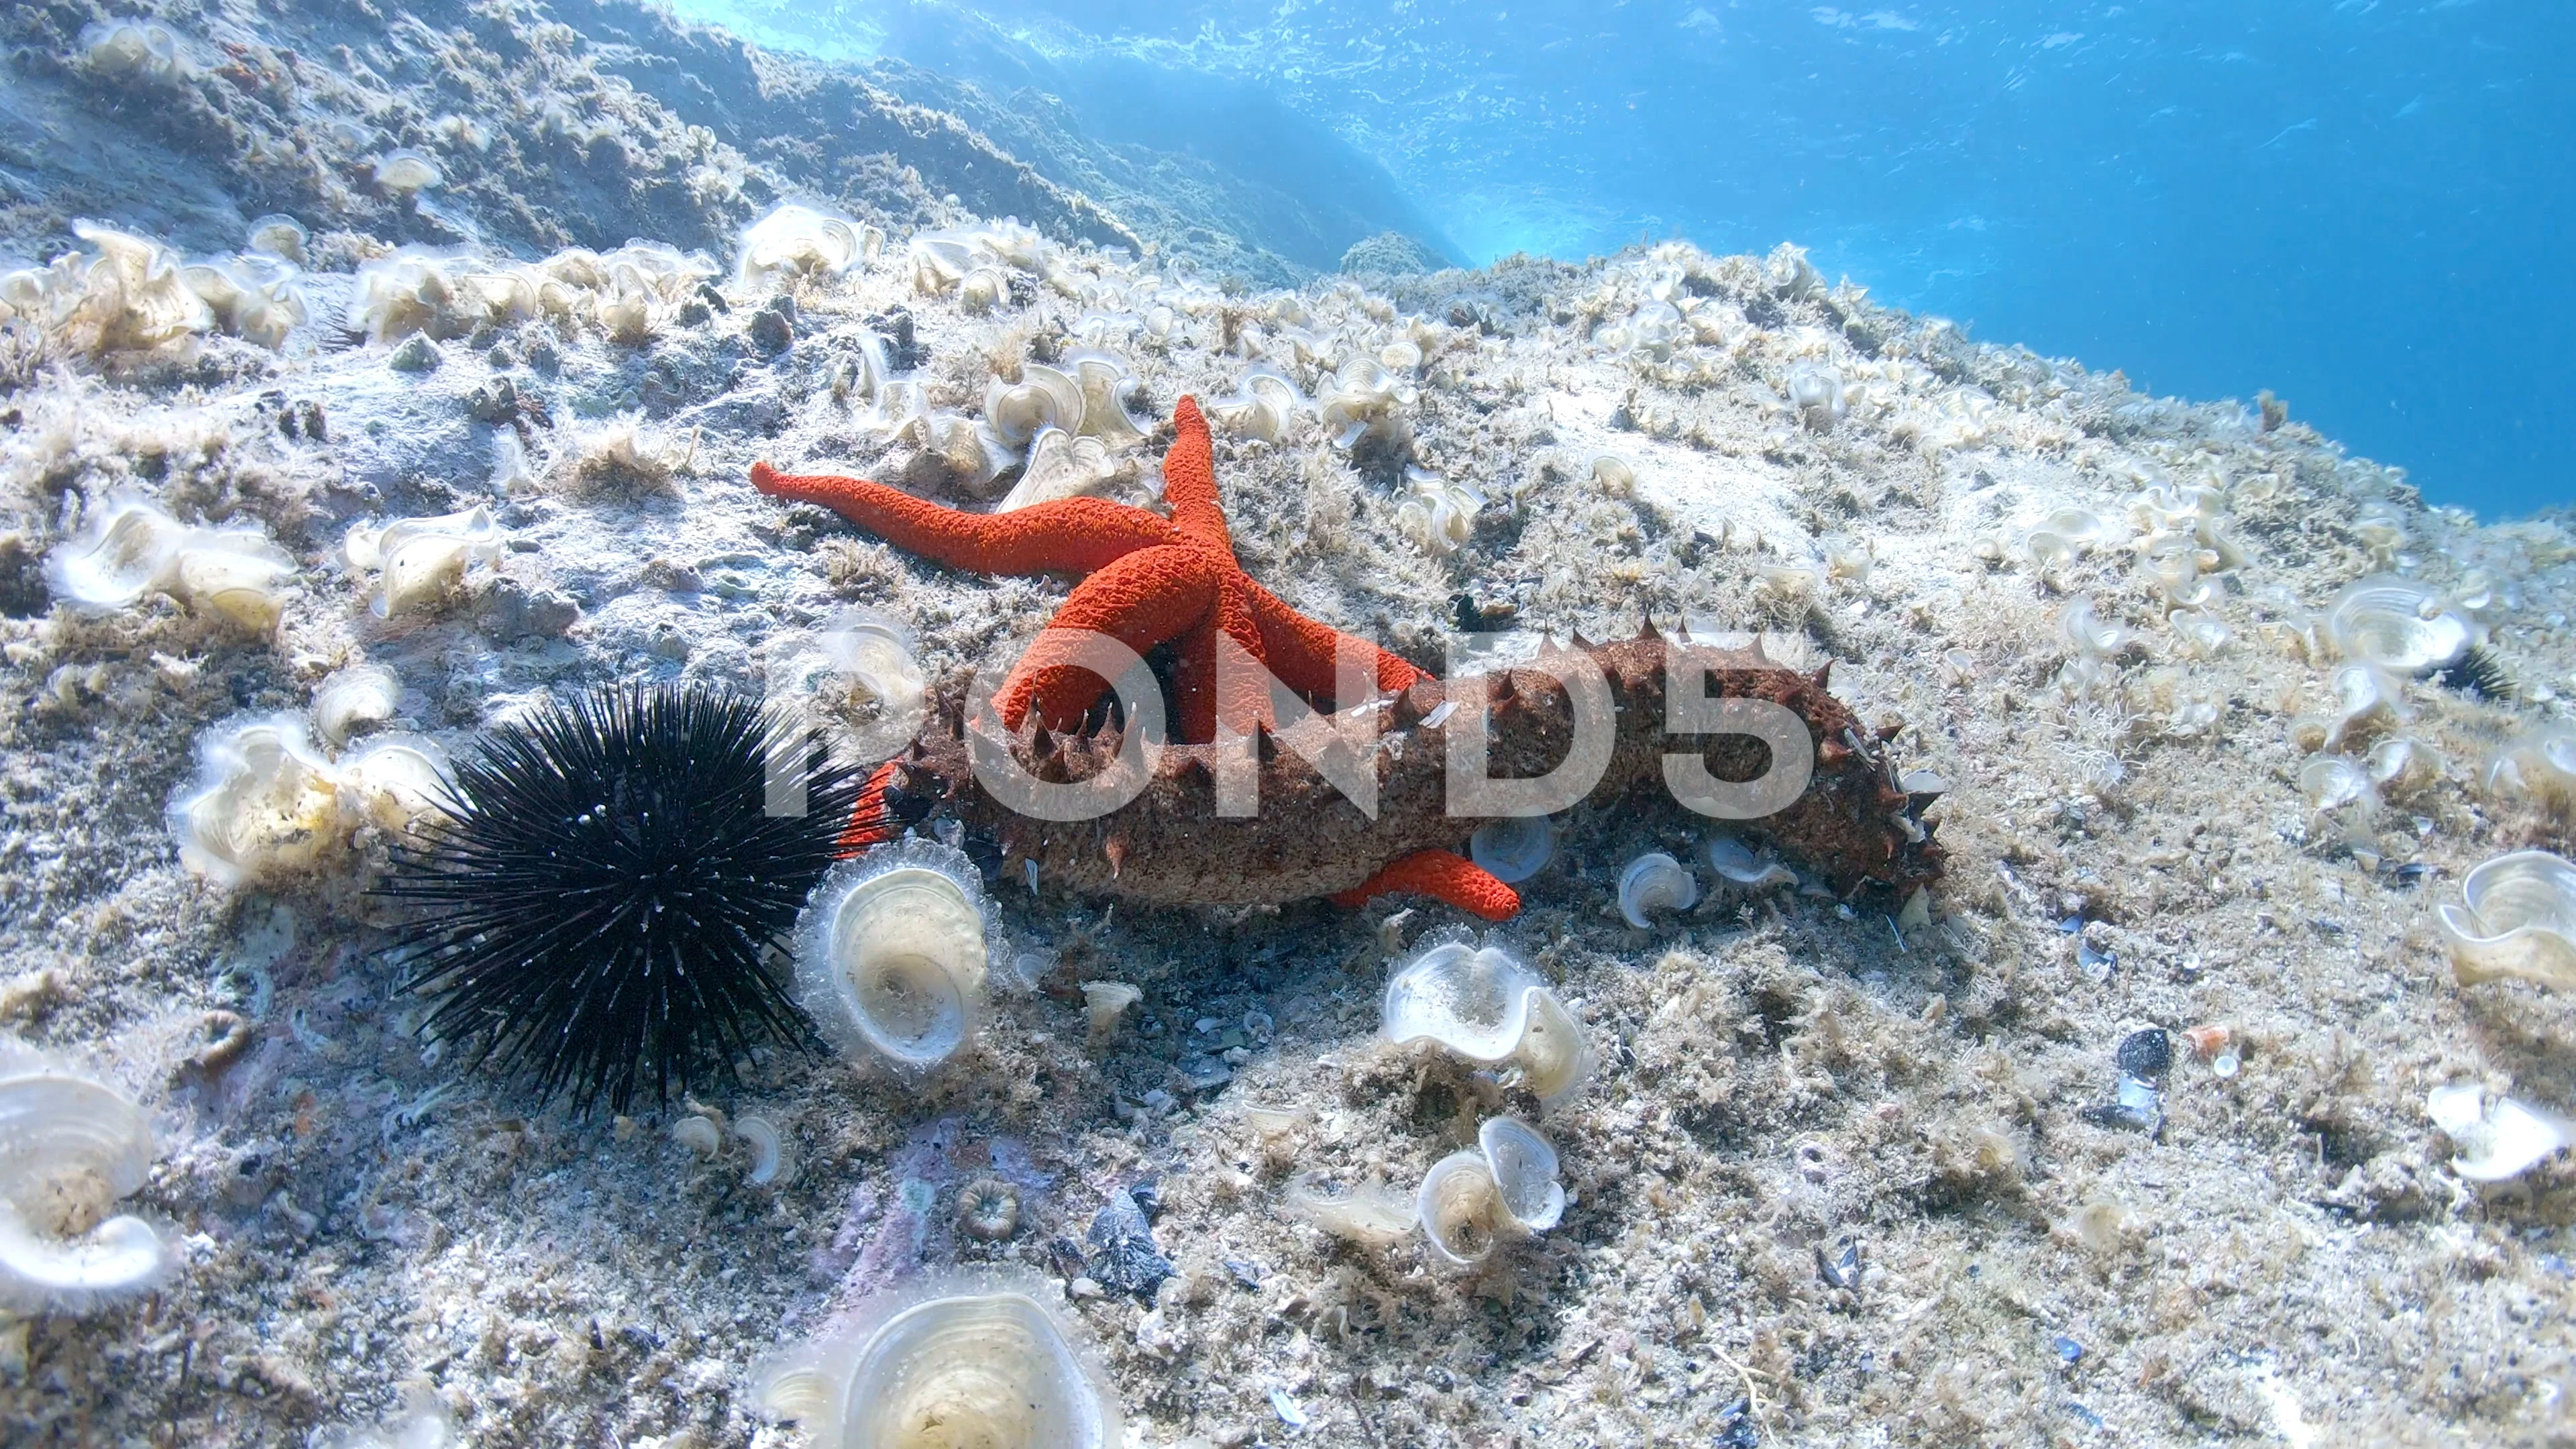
[674,0,2575,520]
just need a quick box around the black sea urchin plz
[380,682,865,1112]
[2436,645,2516,702]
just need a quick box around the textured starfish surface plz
[754,398,1513,918]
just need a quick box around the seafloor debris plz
[2082,1027,2171,1134]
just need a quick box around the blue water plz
[674,1,2573,521]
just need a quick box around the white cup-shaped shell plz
[335,734,451,833]
[1786,362,1845,420]
[736,203,865,284]
[2035,506,2110,545]
[1705,833,1796,890]
[985,365,1084,450]
[820,607,928,763]
[168,712,345,886]
[1281,1171,1417,1246]
[1478,1117,1564,1234]
[998,427,1120,513]
[796,839,995,1081]
[2296,754,2375,817]
[1382,941,1541,1063]
[756,1273,1120,1448]
[2367,736,2440,793]
[1617,851,1697,928]
[372,148,444,195]
[1589,453,1637,496]
[246,213,309,263]
[2057,596,2132,659]
[313,663,400,747]
[1415,1149,1501,1269]
[0,1038,168,1311]
[172,530,296,631]
[2426,1081,2574,1183]
[2485,726,2576,807]
[1513,985,1594,1109]
[959,264,1009,315]
[2439,849,2576,991]
[1208,367,1301,443]
[2326,576,2472,675]
[345,507,501,619]
[46,496,190,612]
[1469,816,1555,884]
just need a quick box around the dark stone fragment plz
[749,307,793,354]
[869,308,926,370]
[1714,1395,1760,1447]
[1085,1190,1173,1299]
[1127,1179,1161,1222]
[466,376,519,423]
[2116,1027,2171,1081]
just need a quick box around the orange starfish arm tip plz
[1159,394,1230,552]
[1331,849,1520,920]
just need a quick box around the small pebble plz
[2054,1334,2084,1365]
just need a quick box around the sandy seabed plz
[3,3,2575,1447]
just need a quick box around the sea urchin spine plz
[379,682,863,1112]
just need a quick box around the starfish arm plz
[1244,580,1431,704]
[1160,396,1234,555]
[1171,572,1275,743]
[1330,849,1521,920]
[837,760,904,855]
[998,545,1218,730]
[751,462,1174,575]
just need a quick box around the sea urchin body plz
[380,683,864,1112]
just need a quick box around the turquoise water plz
[672,0,2571,521]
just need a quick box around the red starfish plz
[753,395,1515,918]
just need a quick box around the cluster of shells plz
[1,219,309,356]
[873,211,1493,550]
[1271,939,1585,1271]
